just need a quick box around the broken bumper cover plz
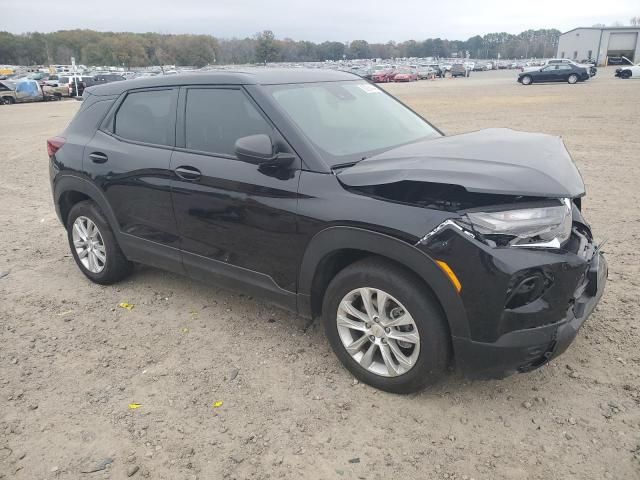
[452,251,607,379]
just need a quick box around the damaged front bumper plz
[418,219,608,379]
[452,252,606,378]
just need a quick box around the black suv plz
[48,69,607,393]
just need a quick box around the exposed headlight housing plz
[462,199,572,248]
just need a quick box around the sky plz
[1,0,638,41]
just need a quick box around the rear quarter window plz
[66,96,116,136]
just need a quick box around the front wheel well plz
[310,249,371,318]
[309,250,448,327]
[58,190,91,227]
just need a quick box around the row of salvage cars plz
[0,73,127,105]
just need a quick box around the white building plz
[557,27,639,65]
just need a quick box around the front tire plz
[620,70,631,79]
[66,200,133,285]
[322,257,450,393]
[521,75,532,85]
[568,74,578,84]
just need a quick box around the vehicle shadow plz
[126,264,566,402]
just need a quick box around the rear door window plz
[113,89,177,146]
[183,88,273,157]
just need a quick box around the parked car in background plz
[372,69,396,83]
[416,67,436,79]
[48,69,607,393]
[44,75,85,97]
[1,79,50,104]
[393,68,418,82]
[607,56,632,66]
[548,59,597,77]
[615,62,640,79]
[27,72,50,82]
[518,64,589,85]
[0,80,16,104]
[524,59,596,77]
[425,64,444,77]
[82,74,126,88]
[450,64,469,78]
[65,76,85,97]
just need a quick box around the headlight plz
[462,199,572,247]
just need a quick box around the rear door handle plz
[89,152,108,163]
[174,165,202,181]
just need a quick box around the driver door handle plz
[89,152,108,163]
[174,165,202,181]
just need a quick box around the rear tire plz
[66,200,133,285]
[568,74,578,84]
[322,257,451,394]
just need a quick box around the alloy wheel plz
[72,216,106,273]
[336,288,420,377]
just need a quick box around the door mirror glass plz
[235,134,275,164]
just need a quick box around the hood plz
[337,128,585,198]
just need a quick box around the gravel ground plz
[1,68,639,480]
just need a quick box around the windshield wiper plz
[331,155,372,172]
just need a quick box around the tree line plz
[0,28,563,67]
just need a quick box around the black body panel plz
[338,128,585,198]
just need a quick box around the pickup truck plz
[1,79,58,104]
[43,75,85,98]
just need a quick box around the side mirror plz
[235,134,274,164]
[235,134,295,168]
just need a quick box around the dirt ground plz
[1,68,639,480]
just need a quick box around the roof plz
[87,68,359,96]
[561,26,640,35]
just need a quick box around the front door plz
[537,65,556,82]
[170,86,302,309]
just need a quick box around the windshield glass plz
[266,80,440,163]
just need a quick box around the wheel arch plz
[54,175,120,235]
[297,226,470,339]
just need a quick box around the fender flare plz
[53,174,121,238]
[298,226,470,339]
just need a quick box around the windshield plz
[266,80,440,163]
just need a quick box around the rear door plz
[556,65,573,81]
[83,87,184,273]
[170,86,302,308]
